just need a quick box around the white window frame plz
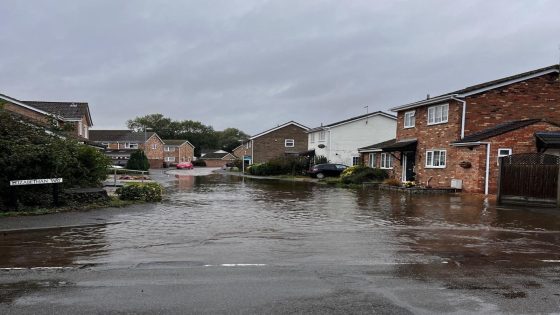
[425,149,447,168]
[368,153,376,168]
[380,153,393,169]
[404,110,415,128]
[165,156,175,162]
[152,143,158,150]
[285,139,295,147]
[427,104,449,125]
[497,148,512,164]
[78,121,83,136]
[319,131,326,142]
[124,142,139,149]
[352,156,360,166]
[310,133,315,143]
[164,146,176,152]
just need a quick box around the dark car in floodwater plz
[308,163,348,179]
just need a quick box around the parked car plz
[308,163,348,179]
[176,161,194,170]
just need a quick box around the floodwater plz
[1,173,560,312]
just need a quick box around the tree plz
[217,128,249,152]
[0,109,111,209]
[126,150,150,171]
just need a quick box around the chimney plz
[426,94,430,100]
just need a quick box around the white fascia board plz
[249,121,310,140]
[457,68,559,97]
[358,148,383,153]
[390,95,455,112]
[450,142,483,147]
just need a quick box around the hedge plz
[115,182,163,202]
[340,165,388,184]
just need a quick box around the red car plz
[176,161,194,170]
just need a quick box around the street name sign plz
[10,178,63,186]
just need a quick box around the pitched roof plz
[249,121,309,140]
[23,101,92,125]
[358,138,397,152]
[453,119,542,144]
[163,139,195,147]
[308,111,396,132]
[391,65,560,112]
[200,152,236,160]
[0,93,57,118]
[89,130,156,142]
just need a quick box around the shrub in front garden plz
[116,182,163,202]
[247,156,307,176]
[340,165,388,184]
[126,150,150,171]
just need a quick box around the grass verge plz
[0,197,143,217]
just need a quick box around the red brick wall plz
[252,125,308,163]
[143,135,164,168]
[3,101,55,126]
[164,143,194,162]
[464,73,560,134]
[233,144,251,159]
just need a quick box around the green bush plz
[247,156,307,176]
[126,150,149,171]
[116,182,163,202]
[314,155,328,164]
[340,165,388,184]
[0,110,111,209]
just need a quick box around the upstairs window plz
[285,139,295,147]
[427,104,449,125]
[404,111,415,128]
[426,150,446,168]
[310,133,315,143]
[152,143,158,150]
[124,142,138,149]
[319,131,326,142]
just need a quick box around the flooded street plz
[1,173,560,314]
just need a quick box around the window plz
[165,156,175,162]
[124,142,138,149]
[352,156,360,166]
[78,121,83,136]
[310,133,315,143]
[319,131,326,142]
[368,153,376,168]
[427,104,449,125]
[404,111,415,128]
[152,143,158,150]
[497,148,512,164]
[164,146,175,152]
[380,153,393,169]
[285,139,295,147]
[426,150,446,168]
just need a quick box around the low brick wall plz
[379,184,460,194]
[62,188,109,204]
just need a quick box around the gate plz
[498,153,560,207]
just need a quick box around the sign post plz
[9,178,64,209]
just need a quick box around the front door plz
[401,152,416,182]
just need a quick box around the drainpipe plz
[251,139,254,164]
[481,142,491,195]
[327,128,332,162]
[451,96,467,139]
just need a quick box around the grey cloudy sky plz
[1,0,559,134]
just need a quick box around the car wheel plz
[316,173,325,179]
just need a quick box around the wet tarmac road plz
[1,174,560,314]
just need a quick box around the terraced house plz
[385,65,560,194]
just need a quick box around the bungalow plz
[307,112,396,166]
[233,121,309,164]
[386,64,560,194]
[163,139,195,165]
[0,93,93,139]
[89,130,165,168]
[200,152,237,168]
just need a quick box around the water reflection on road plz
[2,173,560,274]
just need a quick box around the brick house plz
[163,140,195,165]
[0,93,93,139]
[385,64,560,194]
[200,152,237,168]
[233,121,309,164]
[89,130,165,168]
[307,112,396,166]
[358,138,397,170]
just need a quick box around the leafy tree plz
[217,128,249,152]
[126,150,150,171]
[0,110,111,209]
